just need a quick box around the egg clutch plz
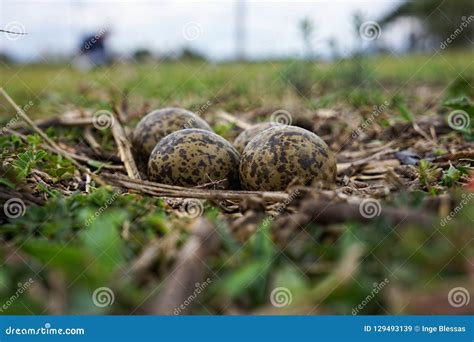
[132,108,336,191]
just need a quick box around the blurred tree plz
[0,52,13,64]
[178,47,207,62]
[327,37,340,60]
[133,48,153,62]
[349,12,373,87]
[380,0,473,50]
[299,17,315,60]
[352,12,365,55]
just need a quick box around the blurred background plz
[0,0,473,316]
[1,0,472,64]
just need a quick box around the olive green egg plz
[133,107,212,160]
[233,122,281,153]
[239,126,336,191]
[148,129,240,189]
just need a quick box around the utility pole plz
[235,0,246,61]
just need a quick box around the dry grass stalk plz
[216,110,252,129]
[110,112,141,180]
[101,172,289,201]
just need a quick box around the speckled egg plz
[233,122,281,153]
[239,126,336,191]
[148,129,240,189]
[133,108,212,160]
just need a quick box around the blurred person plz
[74,29,110,70]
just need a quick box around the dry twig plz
[102,172,289,201]
[216,110,252,129]
[110,112,141,179]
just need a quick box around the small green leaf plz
[443,96,474,116]
[35,150,48,160]
[25,134,43,146]
[398,104,414,123]
[0,177,16,189]
[218,260,271,298]
[441,165,466,187]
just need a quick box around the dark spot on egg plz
[239,126,336,191]
[148,129,241,189]
[233,122,281,154]
[133,107,213,162]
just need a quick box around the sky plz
[0,0,407,62]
